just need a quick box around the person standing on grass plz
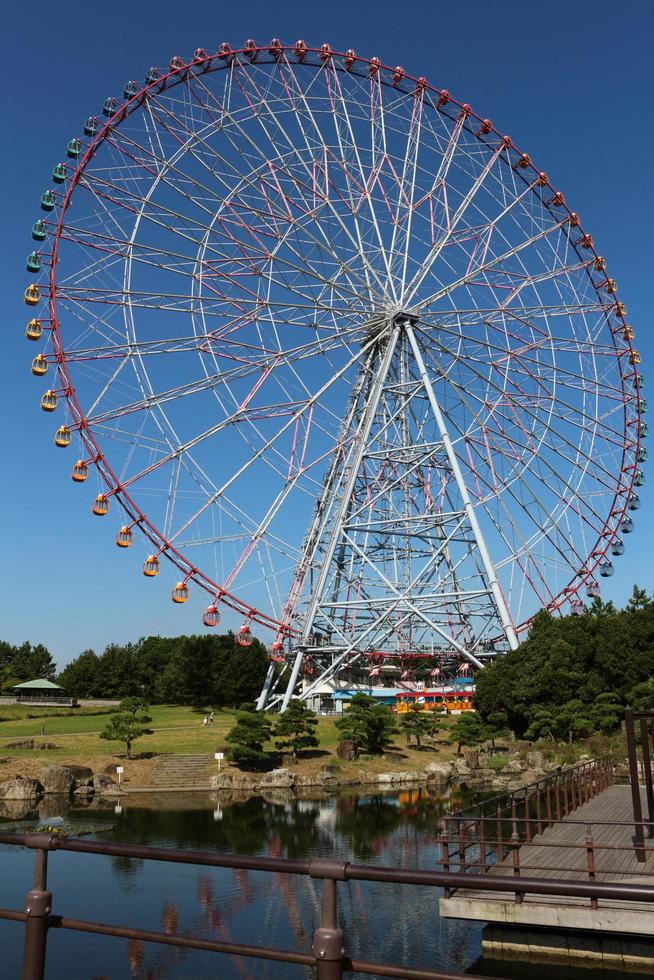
[209,711,215,724]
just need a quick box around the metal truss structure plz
[23,41,645,710]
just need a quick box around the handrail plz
[3,829,654,979]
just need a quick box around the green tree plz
[274,699,319,759]
[447,712,487,753]
[225,709,273,768]
[485,710,511,749]
[627,678,654,712]
[626,585,653,613]
[335,693,397,754]
[398,705,442,748]
[99,697,153,759]
[10,642,57,682]
[58,649,101,698]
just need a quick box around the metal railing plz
[436,756,654,888]
[5,830,654,980]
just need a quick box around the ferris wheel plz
[24,40,645,709]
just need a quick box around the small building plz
[11,679,76,707]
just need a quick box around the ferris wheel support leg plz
[256,662,277,711]
[404,320,519,653]
[279,327,401,713]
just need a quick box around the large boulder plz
[394,770,423,784]
[41,765,75,796]
[67,765,93,788]
[210,772,234,790]
[463,749,480,770]
[92,773,121,796]
[425,762,453,779]
[0,777,43,800]
[336,739,359,761]
[527,751,545,770]
[521,767,547,785]
[376,773,396,786]
[259,768,295,789]
[451,758,472,778]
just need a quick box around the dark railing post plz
[555,776,562,821]
[562,775,569,817]
[524,793,531,843]
[625,708,646,862]
[536,784,543,836]
[586,825,598,911]
[479,819,487,873]
[545,780,552,827]
[639,718,654,837]
[511,832,523,904]
[22,845,51,980]
[310,861,345,980]
[496,805,503,862]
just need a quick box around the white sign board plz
[116,766,124,774]
[214,752,224,761]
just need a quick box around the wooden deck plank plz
[440,784,654,935]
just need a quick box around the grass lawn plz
[0,703,459,788]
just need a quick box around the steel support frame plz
[272,315,518,710]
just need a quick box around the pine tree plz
[335,693,397,754]
[398,705,442,748]
[225,709,273,768]
[447,712,487,754]
[99,697,153,759]
[274,699,319,758]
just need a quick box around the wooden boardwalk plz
[440,784,654,936]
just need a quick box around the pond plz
[0,788,644,979]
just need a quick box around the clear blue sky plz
[1,0,652,669]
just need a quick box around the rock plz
[259,768,295,789]
[355,770,380,785]
[452,759,472,777]
[527,751,544,770]
[92,773,121,796]
[5,739,35,750]
[336,739,359,761]
[210,772,233,789]
[424,762,453,779]
[521,767,547,785]
[67,765,93,788]
[395,770,422,783]
[0,777,43,800]
[376,772,395,786]
[463,749,479,770]
[501,760,527,774]
[382,751,406,763]
[41,765,75,796]
[72,785,94,798]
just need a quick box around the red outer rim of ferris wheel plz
[40,40,643,637]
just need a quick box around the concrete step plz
[152,754,215,786]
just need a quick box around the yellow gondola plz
[54,425,71,447]
[40,389,57,411]
[26,319,42,341]
[71,460,88,483]
[172,581,189,603]
[115,526,133,548]
[31,354,48,376]
[143,555,160,577]
[92,493,109,516]
[24,284,41,306]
